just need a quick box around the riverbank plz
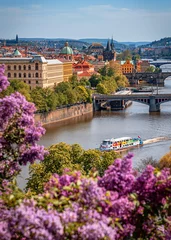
[35,103,93,126]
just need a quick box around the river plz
[18,74,171,189]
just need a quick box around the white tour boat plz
[100,136,143,151]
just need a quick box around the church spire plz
[110,36,114,50]
[106,39,111,51]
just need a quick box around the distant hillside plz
[120,42,151,47]
[18,38,89,49]
[79,39,151,49]
[79,38,117,45]
[79,38,126,50]
[141,37,171,47]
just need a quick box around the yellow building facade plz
[0,55,72,89]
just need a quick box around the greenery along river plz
[18,77,171,189]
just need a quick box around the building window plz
[24,80,26,83]
[14,65,16,70]
[14,73,17,78]
[35,63,39,70]
[7,65,11,70]
[24,73,26,78]
[28,80,31,84]
[36,72,39,78]
[19,65,21,70]
[23,65,26,70]
[36,80,39,84]
[28,73,31,78]
[19,73,22,78]
[8,72,11,78]
[28,65,31,70]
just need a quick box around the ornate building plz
[88,43,104,56]
[73,58,97,79]
[0,55,72,89]
[120,60,141,74]
[58,42,73,60]
[103,38,116,61]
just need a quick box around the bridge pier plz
[149,96,160,112]
[93,97,101,111]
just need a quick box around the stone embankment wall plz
[35,103,93,126]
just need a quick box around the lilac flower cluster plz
[98,152,135,196]
[0,65,47,182]
[0,199,63,240]
[1,154,171,239]
[0,65,9,92]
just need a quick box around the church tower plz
[103,37,116,61]
[16,34,19,44]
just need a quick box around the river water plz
[18,74,171,189]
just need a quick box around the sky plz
[0,0,171,42]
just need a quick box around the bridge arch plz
[160,64,171,72]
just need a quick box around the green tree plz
[31,87,48,112]
[107,67,115,77]
[98,66,108,76]
[55,82,71,94]
[65,88,77,104]
[76,85,89,102]
[79,77,90,87]
[102,77,118,94]
[0,79,31,101]
[145,66,155,72]
[26,142,120,194]
[96,83,107,94]
[89,74,101,88]
[69,74,78,87]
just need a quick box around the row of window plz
[23,80,39,85]
[7,63,39,71]
[7,72,41,78]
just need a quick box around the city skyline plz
[1,0,171,42]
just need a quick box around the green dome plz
[60,42,73,55]
[13,49,22,56]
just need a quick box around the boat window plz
[102,141,111,145]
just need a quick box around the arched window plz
[8,72,11,78]
[19,65,21,70]
[24,73,26,78]
[19,73,22,78]
[35,63,38,70]
[28,73,31,78]
[36,80,39,84]
[7,65,11,70]
[35,72,39,78]
[28,65,31,70]
[14,73,17,78]
[14,65,16,70]
[23,65,26,70]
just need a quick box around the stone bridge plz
[93,93,171,112]
[124,72,171,85]
[150,60,171,68]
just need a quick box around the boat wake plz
[143,136,171,145]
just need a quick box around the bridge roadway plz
[93,93,171,112]
[150,60,171,68]
[124,72,171,85]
